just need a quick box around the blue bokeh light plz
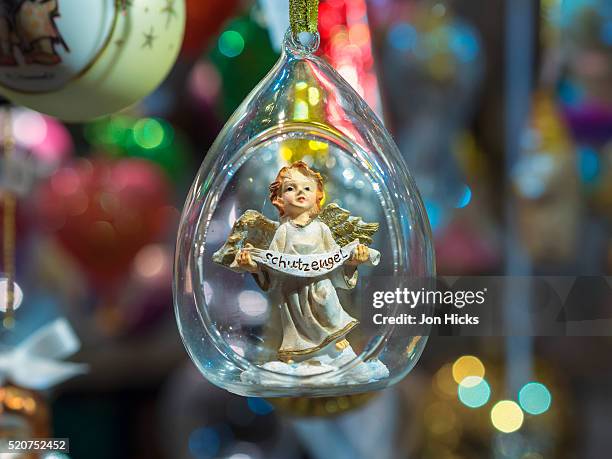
[558,80,585,106]
[450,25,480,62]
[519,382,552,415]
[458,376,491,408]
[247,397,274,415]
[188,427,221,459]
[456,185,472,208]
[578,146,600,184]
[388,23,418,52]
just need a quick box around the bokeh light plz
[318,0,380,108]
[188,426,221,459]
[578,146,600,184]
[519,382,552,415]
[247,397,274,415]
[219,30,245,58]
[83,115,186,183]
[238,290,269,318]
[455,184,472,208]
[228,453,252,459]
[458,376,491,408]
[0,278,24,312]
[133,244,170,280]
[349,23,371,47]
[434,363,457,398]
[33,116,74,165]
[293,99,309,120]
[491,400,524,433]
[189,60,222,104]
[449,24,480,63]
[388,23,418,51]
[133,118,165,150]
[495,432,528,458]
[13,109,47,147]
[452,355,485,384]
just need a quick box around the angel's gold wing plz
[319,203,379,247]
[212,210,279,268]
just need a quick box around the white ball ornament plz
[0,0,185,122]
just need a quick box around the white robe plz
[261,218,379,359]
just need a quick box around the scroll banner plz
[249,240,380,277]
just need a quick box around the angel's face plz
[281,170,318,217]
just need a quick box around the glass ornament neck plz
[284,29,320,57]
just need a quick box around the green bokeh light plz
[219,30,245,58]
[458,376,491,408]
[133,118,165,150]
[84,115,131,147]
[83,115,188,183]
[519,382,552,415]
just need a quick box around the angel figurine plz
[213,161,388,383]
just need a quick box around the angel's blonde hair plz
[269,161,324,216]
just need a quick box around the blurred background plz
[1,0,612,458]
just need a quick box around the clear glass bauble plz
[174,31,435,397]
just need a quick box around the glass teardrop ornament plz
[174,31,435,397]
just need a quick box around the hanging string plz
[289,0,320,35]
[2,108,16,329]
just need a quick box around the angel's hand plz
[235,243,258,273]
[347,244,369,266]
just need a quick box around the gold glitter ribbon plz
[290,0,320,35]
[2,108,16,328]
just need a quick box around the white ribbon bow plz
[0,318,88,390]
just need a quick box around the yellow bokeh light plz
[491,400,524,433]
[434,363,457,399]
[293,99,309,121]
[23,397,36,414]
[349,23,371,47]
[308,87,321,106]
[452,355,485,384]
[280,146,293,162]
[308,140,328,151]
[331,28,348,46]
[428,57,454,82]
[6,395,23,410]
